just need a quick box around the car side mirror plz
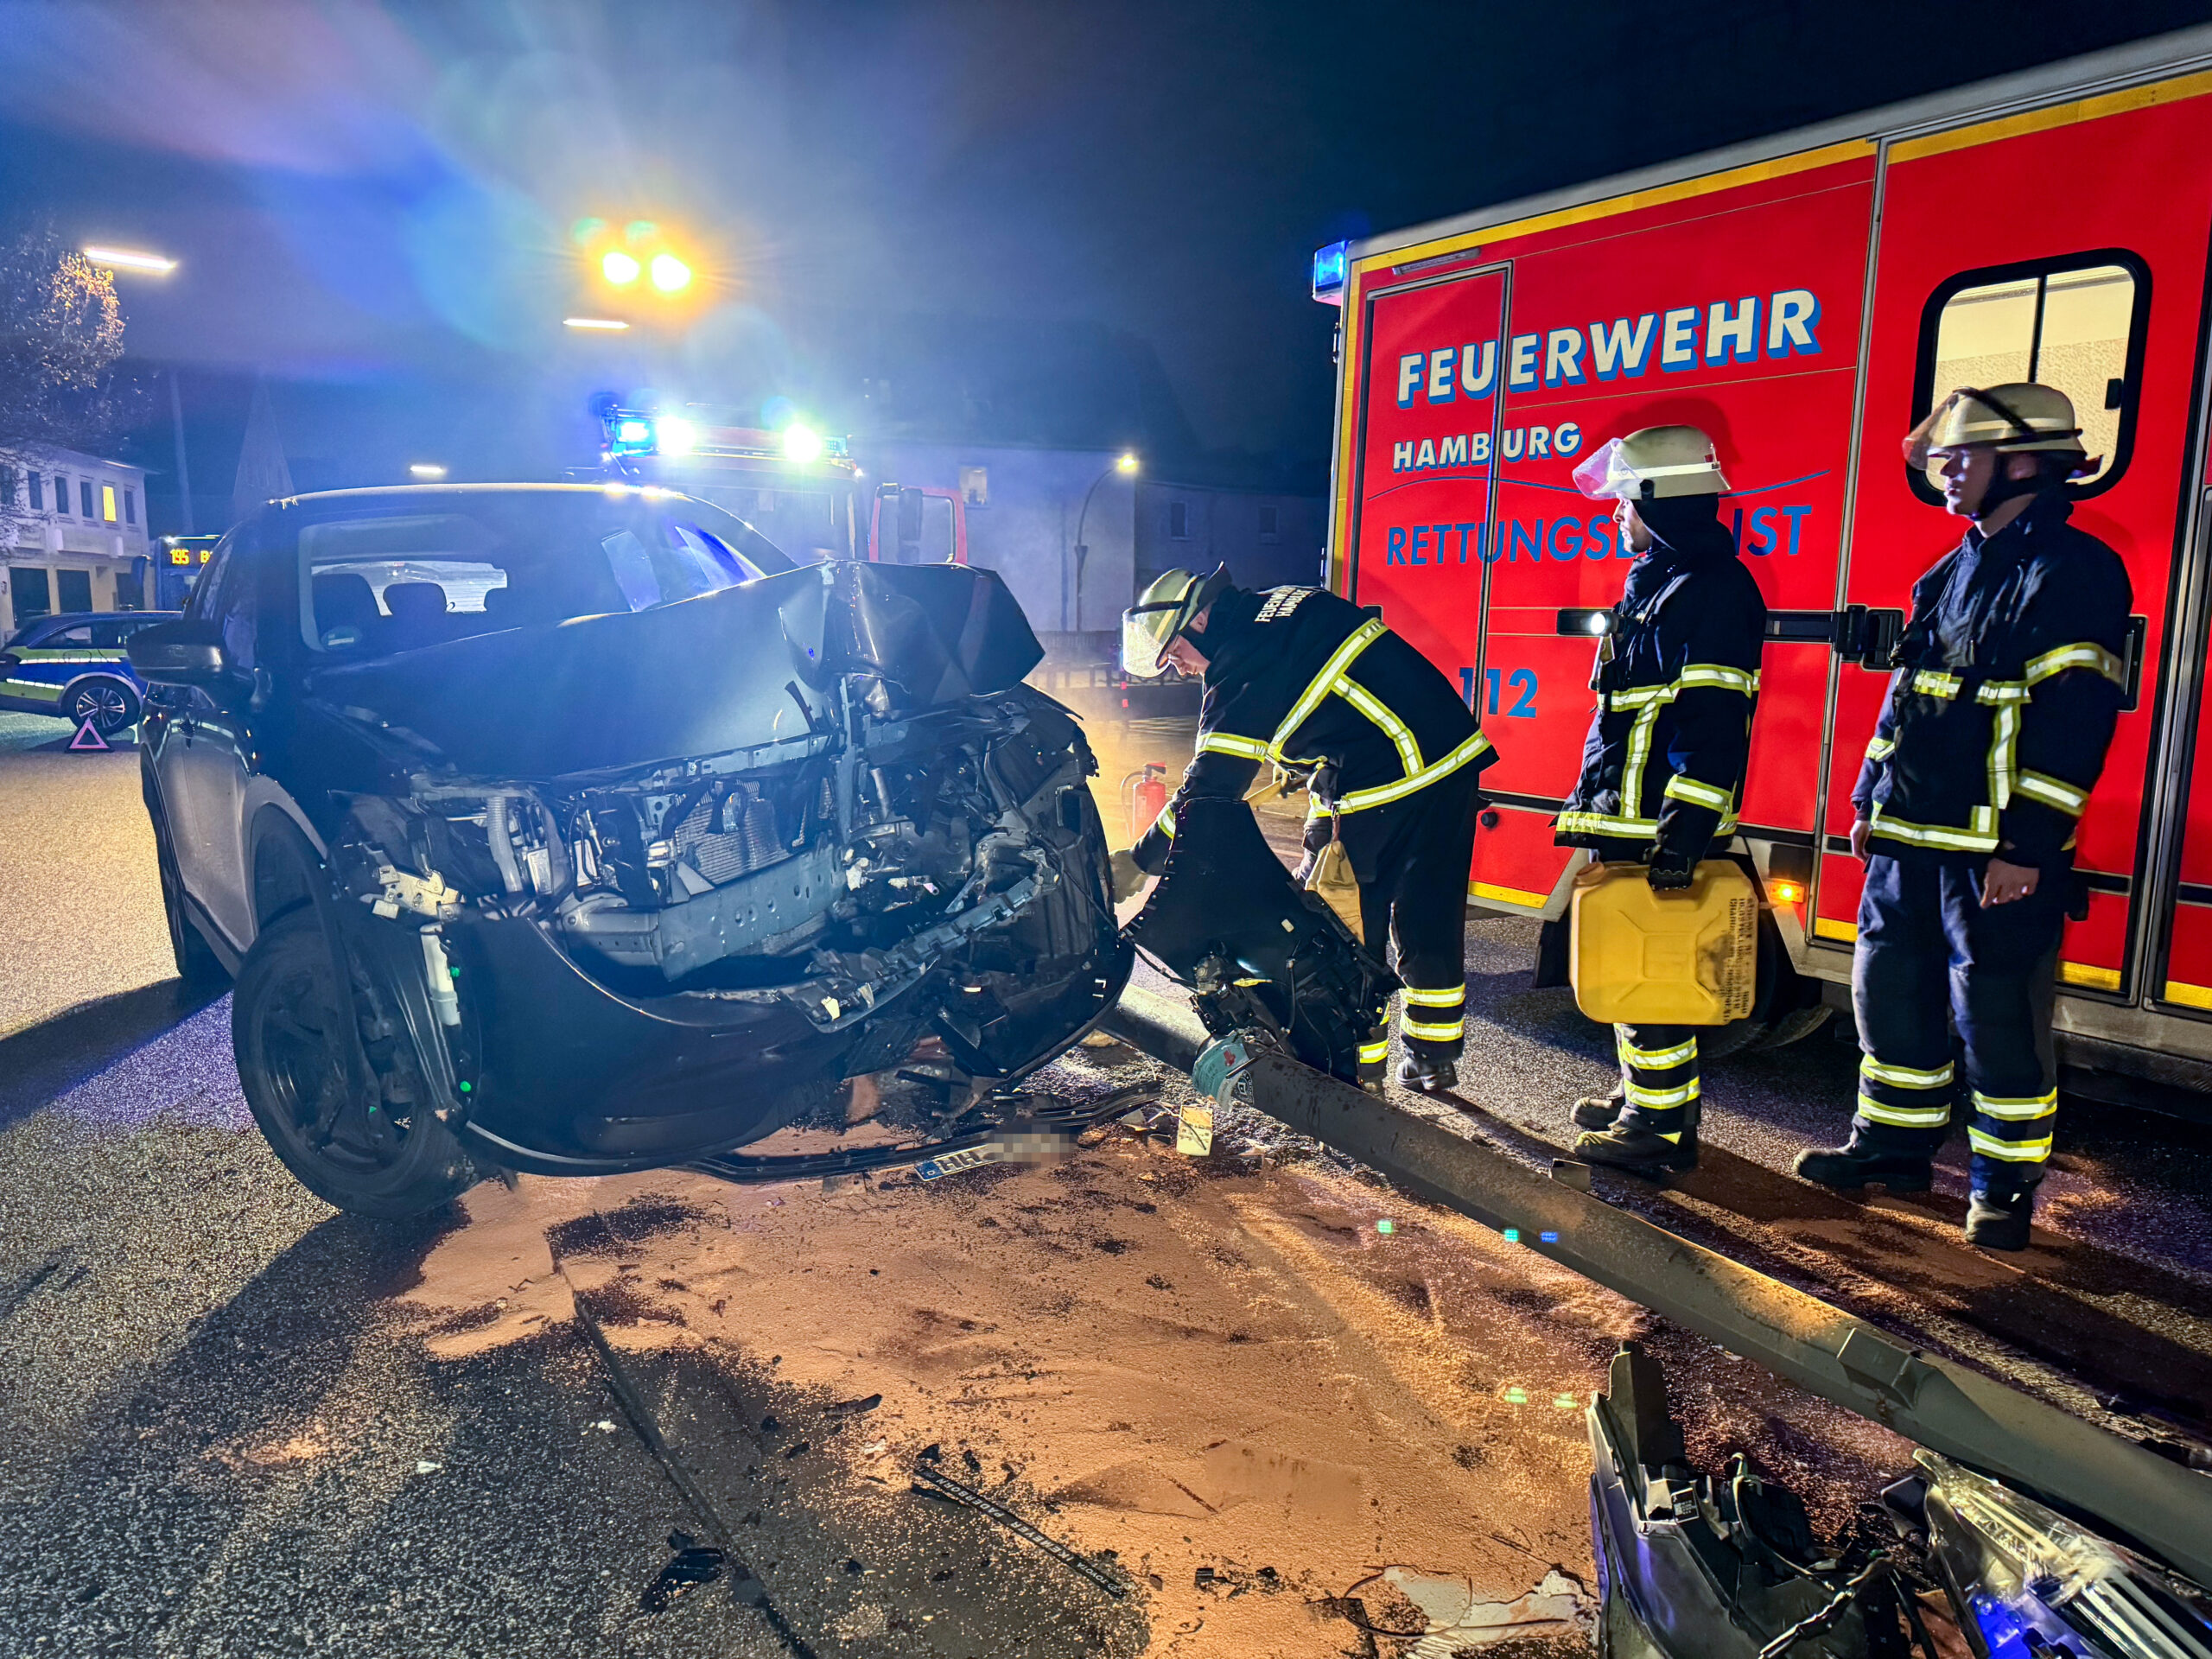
[128,618,233,686]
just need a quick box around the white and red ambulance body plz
[1316,28,2212,1090]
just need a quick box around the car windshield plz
[296,490,798,656]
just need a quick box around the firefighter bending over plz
[1796,385,2131,1251]
[1555,425,1768,1175]
[1114,569,1497,1093]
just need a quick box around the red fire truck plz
[1314,28,2212,1093]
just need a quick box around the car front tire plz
[233,909,478,1218]
[68,677,141,734]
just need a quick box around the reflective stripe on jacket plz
[1554,518,1767,860]
[1131,584,1494,876]
[1851,492,2131,866]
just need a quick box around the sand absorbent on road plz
[391,1044,1910,1657]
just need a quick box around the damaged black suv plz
[130,485,1128,1216]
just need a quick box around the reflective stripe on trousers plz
[1850,852,2063,1185]
[1352,770,1483,1061]
[1396,981,1465,1052]
[1616,1023,1699,1143]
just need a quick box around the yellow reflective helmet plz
[1903,383,2089,468]
[1121,565,1230,678]
[1572,424,1728,500]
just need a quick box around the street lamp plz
[82,246,176,275]
[86,246,197,535]
[1070,452,1140,632]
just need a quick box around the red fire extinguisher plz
[1128,764,1169,842]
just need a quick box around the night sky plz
[3,0,2209,525]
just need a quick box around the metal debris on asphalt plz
[907,1462,1127,1599]
[640,1532,728,1612]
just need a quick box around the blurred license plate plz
[913,1143,1009,1181]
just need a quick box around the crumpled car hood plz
[310,561,1045,777]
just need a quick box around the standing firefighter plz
[1114,569,1497,1092]
[1796,385,2131,1251]
[1555,425,1767,1174]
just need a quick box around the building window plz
[12,567,52,624]
[52,475,67,515]
[27,473,42,512]
[0,467,14,508]
[1914,251,2147,498]
[1169,500,1189,540]
[958,466,988,507]
[80,480,95,518]
[101,484,117,523]
[56,569,92,612]
[1258,504,1281,543]
[124,488,135,525]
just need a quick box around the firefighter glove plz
[1109,849,1147,902]
[1646,847,1697,892]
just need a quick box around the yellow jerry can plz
[1569,859,1758,1027]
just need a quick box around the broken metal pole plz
[1101,985,2212,1587]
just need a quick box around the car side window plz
[189,536,257,671]
[186,541,232,620]
[44,624,94,647]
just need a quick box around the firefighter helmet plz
[1903,383,2089,468]
[1121,565,1230,678]
[1573,424,1729,500]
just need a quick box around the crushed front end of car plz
[310,559,1129,1183]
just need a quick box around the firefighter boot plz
[1573,1106,1697,1176]
[1397,1054,1458,1094]
[1793,1140,1935,1194]
[1358,1026,1389,1097]
[1965,1181,2038,1252]
[1572,1090,1625,1130]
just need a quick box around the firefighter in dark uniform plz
[1114,568,1497,1092]
[1796,385,2131,1251]
[1554,425,1768,1174]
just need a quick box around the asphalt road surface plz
[3,715,2209,1656]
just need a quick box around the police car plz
[0,611,181,734]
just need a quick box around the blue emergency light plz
[1311,240,1351,305]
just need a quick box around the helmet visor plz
[1121,601,1182,678]
[1572,437,1636,500]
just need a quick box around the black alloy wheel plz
[233,908,477,1217]
[69,677,141,734]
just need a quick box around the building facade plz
[0,448,156,638]
[1133,478,1325,598]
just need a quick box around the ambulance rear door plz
[1821,80,2212,1015]
[1343,257,1510,861]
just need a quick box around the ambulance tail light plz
[1762,844,1814,913]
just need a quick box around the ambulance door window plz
[1915,254,2146,498]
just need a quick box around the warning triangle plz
[68,718,111,752]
